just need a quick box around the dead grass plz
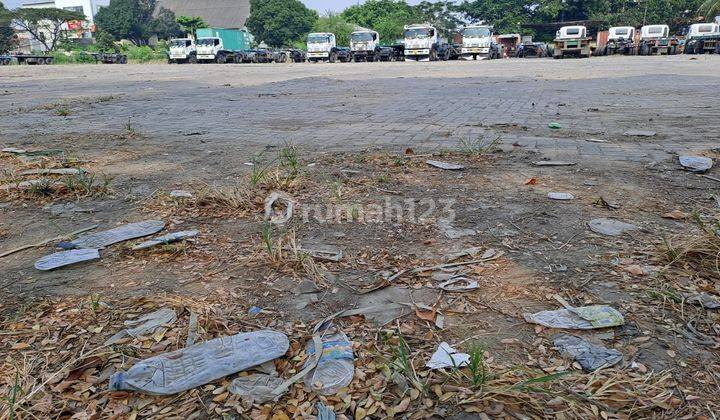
[660,217,720,282]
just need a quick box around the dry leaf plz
[624,265,645,276]
[11,342,31,350]
[662,210,687,220]
[415,307,436,322]
[393,397,411,414]
[354,407,367,419]
[525,178,538,185]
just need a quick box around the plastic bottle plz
[303,326,354,395]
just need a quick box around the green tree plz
[7,7,84,51]
[313,12,354,46]
[699,0,720,17]
[94,29,118,52]
[95,0,163,45]
[457,0,533,34]
[151,7,182,39]
[0,1,15,53]
[341,0,421,43]
[246,0,317,47]
[413,1,462,37]
[176,15,207,38]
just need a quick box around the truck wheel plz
[216,53,227,64]
[429,48,438,61]
[715,43,720,54]
[329,52,337,63]
[639,44,649,55]
[188,54,197,64]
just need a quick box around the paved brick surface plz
[1,56,718,167]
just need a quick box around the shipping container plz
[196,28,253,51]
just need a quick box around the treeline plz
[248,0,713,47]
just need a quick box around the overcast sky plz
[3,0,430,11]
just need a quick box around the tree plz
[458,0,533,34]
[246,0,317,47]
[176,15,207,38]
[341,0,421,43]
[95,0,170,45]
[0,1,15,53]
[699,0,720,17]
[94,29,118,52]
[7,7,84,51]
[413,1,462,37]
[151,7,181,39]
[313,12,354,46]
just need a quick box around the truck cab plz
[685,23,720,54]
[461,24,499,60]
[639,24,678,55]
[553,26,590,58]
[404,24,440,61]
[307,32,336,62]
[196,37,223,62]
[350,30,380,62]
[608,26,635,41]
[168,38,196,64]
[602,26,637,55]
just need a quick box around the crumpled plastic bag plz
[524,306,624,330]
[553,334,623,371]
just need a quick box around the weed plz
[458,134,501,156]
[261,222,274,257]
[55,107,71,117]
[124,117,136,134]
[27,178,55,196]
[89,294,101,315]
[350,204,360,221]
[331,181,343,201]
[377,173,389,183]
[249,153,273,188]
[277,142,300,178]
[390,333,425,392]
[63,172,112,197]
[466,344,489,388]
[196,184,251,212]
[3,367,20,420]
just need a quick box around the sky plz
[2,0,430,11]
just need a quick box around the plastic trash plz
[303,325,354,395]
[105,308,177,345]
[679,156,713,173]
[553,334,622,371]
[20,168,84,176]
[300,245,343,262]
[588,218,638,236]
[317,402,337,420]
[228,374,284,404]
[426,160,465,170]
[623,130,656,137]
[131,230,199,251]
[548,122,562,129]
[532,161,576,167]
[169,190,193,198]
[437,218,476,239]
[437,277,479,292]
[548,192,575,200]
[524,306,624,330]
[686,293,720,309]
[265,192,295,224]
[109,330,289,395]
[68,220,165,249]
[34,249,100,271]
[427,342,470,369]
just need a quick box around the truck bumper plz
[197,55,216,60]
[307,52,329,59]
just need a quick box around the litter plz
[67,220,165,249]
[586,138,607,143]
[525,300,624,330]
[44,203,93,216]
[131,230,199,251]
[623,130,656,137]
[19,168,84,176]
[2,179,63,191]
[264,191,295,224]
[34,249,100,271]
[437,218,476,239]
[426,160,465,170]
[548,122,562,129]
[532,161,576,167]
[303,324,354,395]
[662,210,687,220]
[679,155,713,173]
[186,312,199,347]
[228,374,284,404]
[443,247,483,262]
[301,245,343,262]
[427,342,470,369]
[109,330,289,395]
[0,225,97,259]
[2,147,27,154]
[105,308,177,345]
[686,293,720,309]
[169,190,193,198]
[548,192,575,200]
[437,277,479,292]
[316,402,337,420]
[553,334,623,371]
[248,306,263,315]
[588,218,638,236]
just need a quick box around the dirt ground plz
[0,56,719,419]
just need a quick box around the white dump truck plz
[638,25,678,55]
[553,26,591,58]
[601,26,636,55]
[306,32,352,63]
[460,24,500,60]
[350,30,380,61]
[684,22,720,54]
[167,38,196,63]
[403,23,459,61]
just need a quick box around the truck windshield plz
[614,28,629,35]
[170,40,189,47]
[197,38,218,46]
[698,25,714,33]
[463,27,491,38]
[566,28,580,35]
[351,32,374,42]
[648,27,663,34]
[405,28,431,39]
[308,35,330,43]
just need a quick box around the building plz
[156,0,250,30]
